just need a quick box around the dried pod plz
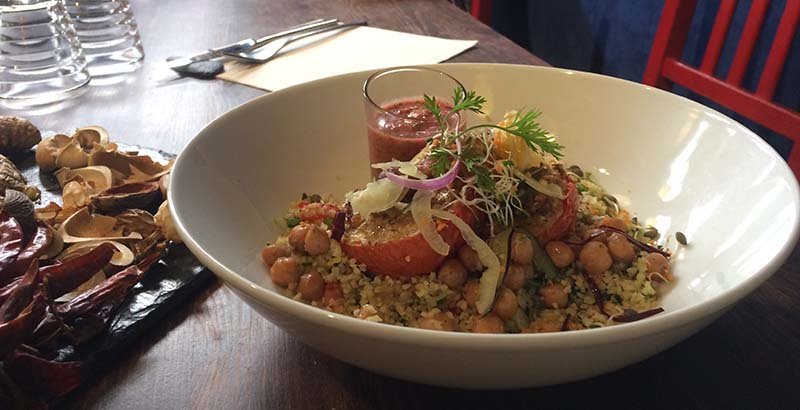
[58,240,135,267]
[35,202,62,225]
[1,189,35,234]
[40,229,64,260]
[54,165,114,191]
[57,207,143,244]
[159,174,169,199]
[154,200,182,243]
[113,209,157,237]
[0,116,41,152]
[88,150,172,184]
[92,181,161,212]
[35,134,71,172]
[0,154,26,193]
[72,125,109,148]
[62,180,92,210]
[55,140,89,169]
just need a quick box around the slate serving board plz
[8,146,214,399]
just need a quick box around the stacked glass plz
[0,0,143,101]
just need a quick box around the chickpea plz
[607,233,635,263]
[438,259,468,289]
[288,224,310,251]
[261,243,291,267]
[579,241,613,276]
[545,241,575,268]
[539,283,569,308]
[270,257,300,287]
[298,271,324,301]
[503,264,527,290]
[463,280,481,308]
[492,288,518,320]
[457,245,483,273]
[645,252,670,275]
[472,313,505,333]
[600,216,628,232]
[304,225,330,256]
[510,233,534,265]
[418,312,456,331]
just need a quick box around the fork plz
[223,21,368,63]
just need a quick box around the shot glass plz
[0,0,91,100]
[363,66,466,176]
[63,0,144,76]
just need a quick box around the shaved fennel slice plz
[411,190,450,256]
[371,160,428,180]
[345,178,404,216]
[430,209,501,314]
[515,170,564,199]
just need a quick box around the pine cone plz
[0,116,42,152]
[0,154,27,193]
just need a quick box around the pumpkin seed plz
[676,231,688,245]
[601,194,619,213]
[643,226,660,240]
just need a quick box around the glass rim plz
[362,66,466,120]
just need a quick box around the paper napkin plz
[217,26,477,91]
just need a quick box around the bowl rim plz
[169,63,800,349]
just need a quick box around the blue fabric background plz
[492,0,800,157]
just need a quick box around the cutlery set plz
[167,18,367,74]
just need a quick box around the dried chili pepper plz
[331,210,347,242]
[3,351,85,398]
[0,291,45,358]
[0,260,38,322]
[38,242,115,298]
[0,213,24,277]
[560,313,572,331]
[33,263,145,347]
[0,223,51,286]
[565,226,671,257]
[0,278,16,306]
[580,269,609,316]
[612,307,665,323]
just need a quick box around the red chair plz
[644,0,800,179]
[471,0,492,25]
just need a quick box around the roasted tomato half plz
[341,198,478,278]
[518,171,579,244]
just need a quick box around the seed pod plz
[0,116,41,152]
[0,154,26,193]
[2,189,36,234]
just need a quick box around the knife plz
[166,18,340,70]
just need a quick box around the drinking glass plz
[363,66,466,176]
[63,0,144,76]
[0,0,90,100]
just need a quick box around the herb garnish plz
[423,88,564,162]
[421,87,565,234]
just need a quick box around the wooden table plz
[10,0,797,409]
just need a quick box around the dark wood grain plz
[4,0,796,409]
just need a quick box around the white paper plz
[218,26,477,91]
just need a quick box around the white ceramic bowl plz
[169,64,800,389]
